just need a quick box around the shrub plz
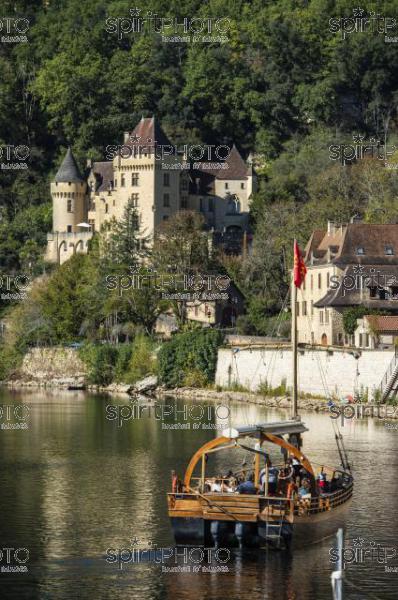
[158,329,224,388]
[79,343,118,386]
[0,344,22,381]
[123,334,156,384]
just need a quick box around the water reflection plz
[0,389,397,599]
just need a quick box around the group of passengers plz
[203,454,341,500]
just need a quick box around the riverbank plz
[156,387,331,412]
[3,379,398,417]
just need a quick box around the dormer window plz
[385,245,394,255]
[356,247,365,256]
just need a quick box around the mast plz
[292,241,298,420]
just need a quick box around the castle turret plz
[51,148,86,233]
[46,148,91,264]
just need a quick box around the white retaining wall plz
[215,347,395,398]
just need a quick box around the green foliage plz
[158,329,224,388]
[79,334,156,385]
[342,306,369,335]
[0,343,22,381]
[257,378,288,397]
[123,334,157,384]
[78,343,118,386]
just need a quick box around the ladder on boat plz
[264,498,290,548]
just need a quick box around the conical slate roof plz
[55,148,83,183]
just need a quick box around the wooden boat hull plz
[168,485,353,549]
[170,510,350,549]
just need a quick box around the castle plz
[46,116,256,264]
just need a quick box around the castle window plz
[114,178,117,188]
[67,225,72,233]
[241,183,245,189]
[225,183,229,189]
[121,174,126,187]
[163,215,169,221]
[105,204,109,214]
[131,193,139,207]
[227,196,240,214]
[318,273,322,289]
[180,196,188,209]
[163,173,170,187]
[132,173,139,186]
[356,246,365,255]
[163,193,170,207]
[302,301,307,316]
[67,199,72,212]
[385,245,394,255]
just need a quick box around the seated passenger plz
[210,478,222,492]
[298,478,311,499]
[268,466,279,495]
[237,473,257,495]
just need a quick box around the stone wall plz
[215,346,395,398]
[20,347,87,383]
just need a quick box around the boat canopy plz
[231,421,308,438]
[183,420,314,488]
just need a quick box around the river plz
[0,388,397,599]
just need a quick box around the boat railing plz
[294,480,353,515]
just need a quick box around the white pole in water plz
[331,528,344,600]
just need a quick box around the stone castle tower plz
[46,148,92,264]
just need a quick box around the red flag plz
[293,240,307,288]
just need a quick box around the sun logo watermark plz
[329,8,397,40]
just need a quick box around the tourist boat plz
[167,241,353,549]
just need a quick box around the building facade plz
[46,116,256,264]
[296,222,398,347]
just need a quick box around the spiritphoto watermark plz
[106,401,230,429]
[0,145,30,171]
[329,403,398,427]
[0,405,30,431]
[0,17,29,43]
[105,536,230,572]
[105,9,231,43]
[0,274,30,301]
[328,266,397,298]
[330,537,397,571]
[329,135,396,165]
[105,269,231,301]
[329,8,397,40]
[0,547,29,573]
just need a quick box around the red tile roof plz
[365,315,398,332]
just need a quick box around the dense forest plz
[2,0,398,339]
